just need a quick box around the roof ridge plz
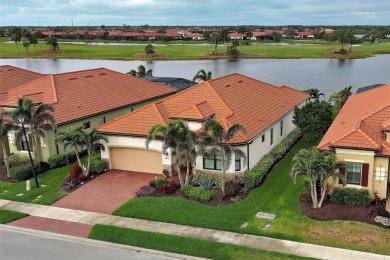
[206,82,234,117]
[151,103,166,124]
[356,128,381,148]
[280,85,310,96]
[0,65,44,76]
[360,104,390,122]
[52,67,107,77]
[331,128,380,149]
[50,75,58,104]
[2,75,50,94]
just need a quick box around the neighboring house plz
[318,84,390,200]
[0,65,44,92]
[97,73,308,175]
[0,67,177,162]
[356,84,384,94]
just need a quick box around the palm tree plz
[0,113,11,176]
[46,38,59,52]
[11,34,21,58]
[209,32,220,55]
[193,69,212,82]
[54,126,85,174]
[146,120,187,186]
[9,98,56,166]
[137,65,152,76]
[145,44,155,55]
[22,41,30,55]
[303,88,324,101]
[346,29,354,52]
[199,119,247,196]
[175,120,198,185]
[329,86,352,113]
[126,69,137,76]
[79,128,108,177]
[29,36,38,52]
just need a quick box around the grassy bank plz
[113,137,390,255]
[88,224,313,260]
[1,41,389,60]
[0,209,28,224]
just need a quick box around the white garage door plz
[110,147,163,174]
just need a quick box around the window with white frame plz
[235,155,241,171]
[346,162,362,185]
[7,132,15,145]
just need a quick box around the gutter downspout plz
[247,142,250,171]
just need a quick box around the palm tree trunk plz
[221,152,226,196]
[16,43,20,58]
[32,134,41,172]
[312,184,318,208]
[185,160,190,185]
[74,149,84,175]
[85,149,91,177]
[2,143,10,177]
[176,163,184,186]
[318,183,327,208]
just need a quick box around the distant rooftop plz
[140,76,197,91]
[356,84,384,94]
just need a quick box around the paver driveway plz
[52,170,158,214]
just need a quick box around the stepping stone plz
[40,185,47,187]
[255,212,276,220]
[261,224,272,231]
[16,193,24,197]
[240,222,249,228]
[36,195,42,198]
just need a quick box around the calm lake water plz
[1,55,390,98]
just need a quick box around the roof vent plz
[77,104,81,108]
[238,80,243,83]
[225,83,231,87]
[84,75,93,78]
[69,77,78,80]
[99,72,106,75]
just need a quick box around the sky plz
[0,0,389,26]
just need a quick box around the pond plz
[1,55,390,98]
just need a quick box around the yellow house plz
[318,84,390,202]
[0,66,176,162]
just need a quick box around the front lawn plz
[88,224,313,260]
[0,164,72,205]
[0,209,28,224]
[114,137,390,255]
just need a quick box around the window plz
[261,134,265,142]
[83,121,90,129]
[235,155,241,171]
[99,116,106,125]
[280,120,283,136]
[40,136,47,148]
[21,134,29,151]
[346,162,362,185]
[270,128,274,145]
[7,132,15,145]
[203,153,221,170]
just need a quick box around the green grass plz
[0,164,72,205]
[1,41,389,60]
[113,137,390,255]
[0,209,28,224]
[88,224,313,260]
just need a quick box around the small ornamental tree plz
[293,100,333,141]
[145,44,155,55]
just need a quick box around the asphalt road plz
[0,227,182,260]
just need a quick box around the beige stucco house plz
[318,84,390,200]
[0,66,176,162]
[97,73,309,175]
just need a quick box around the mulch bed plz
[0,166,15,183]
[61,172,106,193]
[301,201,390,228]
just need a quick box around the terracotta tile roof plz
[98,73,308,144]
[0,68,176,125]
[0,65,44,93]
[318,84,390,156]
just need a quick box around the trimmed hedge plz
[89,158,106,174]
[48,153,69,169]
[9,163,40,182]
[244,128,303,190]
[8,154,30,168]
[181,186,216,201]
[331,187,372,206]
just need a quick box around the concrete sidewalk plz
[1,199,389,260]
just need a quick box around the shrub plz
[181,185,216,201]
[331,187,372,206]
[9,163,40,182]
[136,186,157,197]
[8,154,30,168]
[153,178,170,188]
[338,48,347,54]
[158,180,178,194]
[89,159,106,174]
[192,173,221,188]
[244,128,302,190]
[225,180,240,197]
[48,153,69,169]
[198,178,218,191]
[64,165,86,188]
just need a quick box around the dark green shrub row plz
[244,128,303,190]
[181,186,216,201]
[9,163,40,182]
[192,172,221,188]
[331,187,371,206]
[48,153,69,169]
[89,158,106,174]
